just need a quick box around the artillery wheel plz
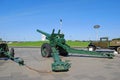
[117,47,120,54]
[41,43,52,57]
[57,46,68,56]
[88,46,96,51]
[9,48,15,60]
[10,48,15,57]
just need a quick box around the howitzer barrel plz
[36,29,51,39]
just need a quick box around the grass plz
[66,41,89,47]
[8,41,90,47]
[8,41,48,47]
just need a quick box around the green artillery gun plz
[0,42,24,65]
[37,29,114,72]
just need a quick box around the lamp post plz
[93,25,100,40]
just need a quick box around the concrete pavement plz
[0,48,120,80]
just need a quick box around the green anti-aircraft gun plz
[37,29,114,72]
[0,42,24,65]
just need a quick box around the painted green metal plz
[51,47,71,71]
[57,43,114,59]
[37,29,114,72]
[0,43,24,65]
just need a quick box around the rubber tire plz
[57,46,68,56]
[10,48,15,57]
[117,47,120,54]
[41,43,52,57]
[9,48,15,60]
[88,46,96,51]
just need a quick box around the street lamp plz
[93,25,100,40]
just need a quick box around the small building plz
[41,34,46,41]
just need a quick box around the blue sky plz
[0,0,120,41]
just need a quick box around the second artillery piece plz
[0,42,24,65]
[37,29,114,72]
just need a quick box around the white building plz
[41,34,46,41]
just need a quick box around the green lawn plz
[8,41,89,47]
[66,41,89,47]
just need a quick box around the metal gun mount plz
[37,29,114,72]
[0,43,24,65]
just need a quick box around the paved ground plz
[0,48,120,80]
